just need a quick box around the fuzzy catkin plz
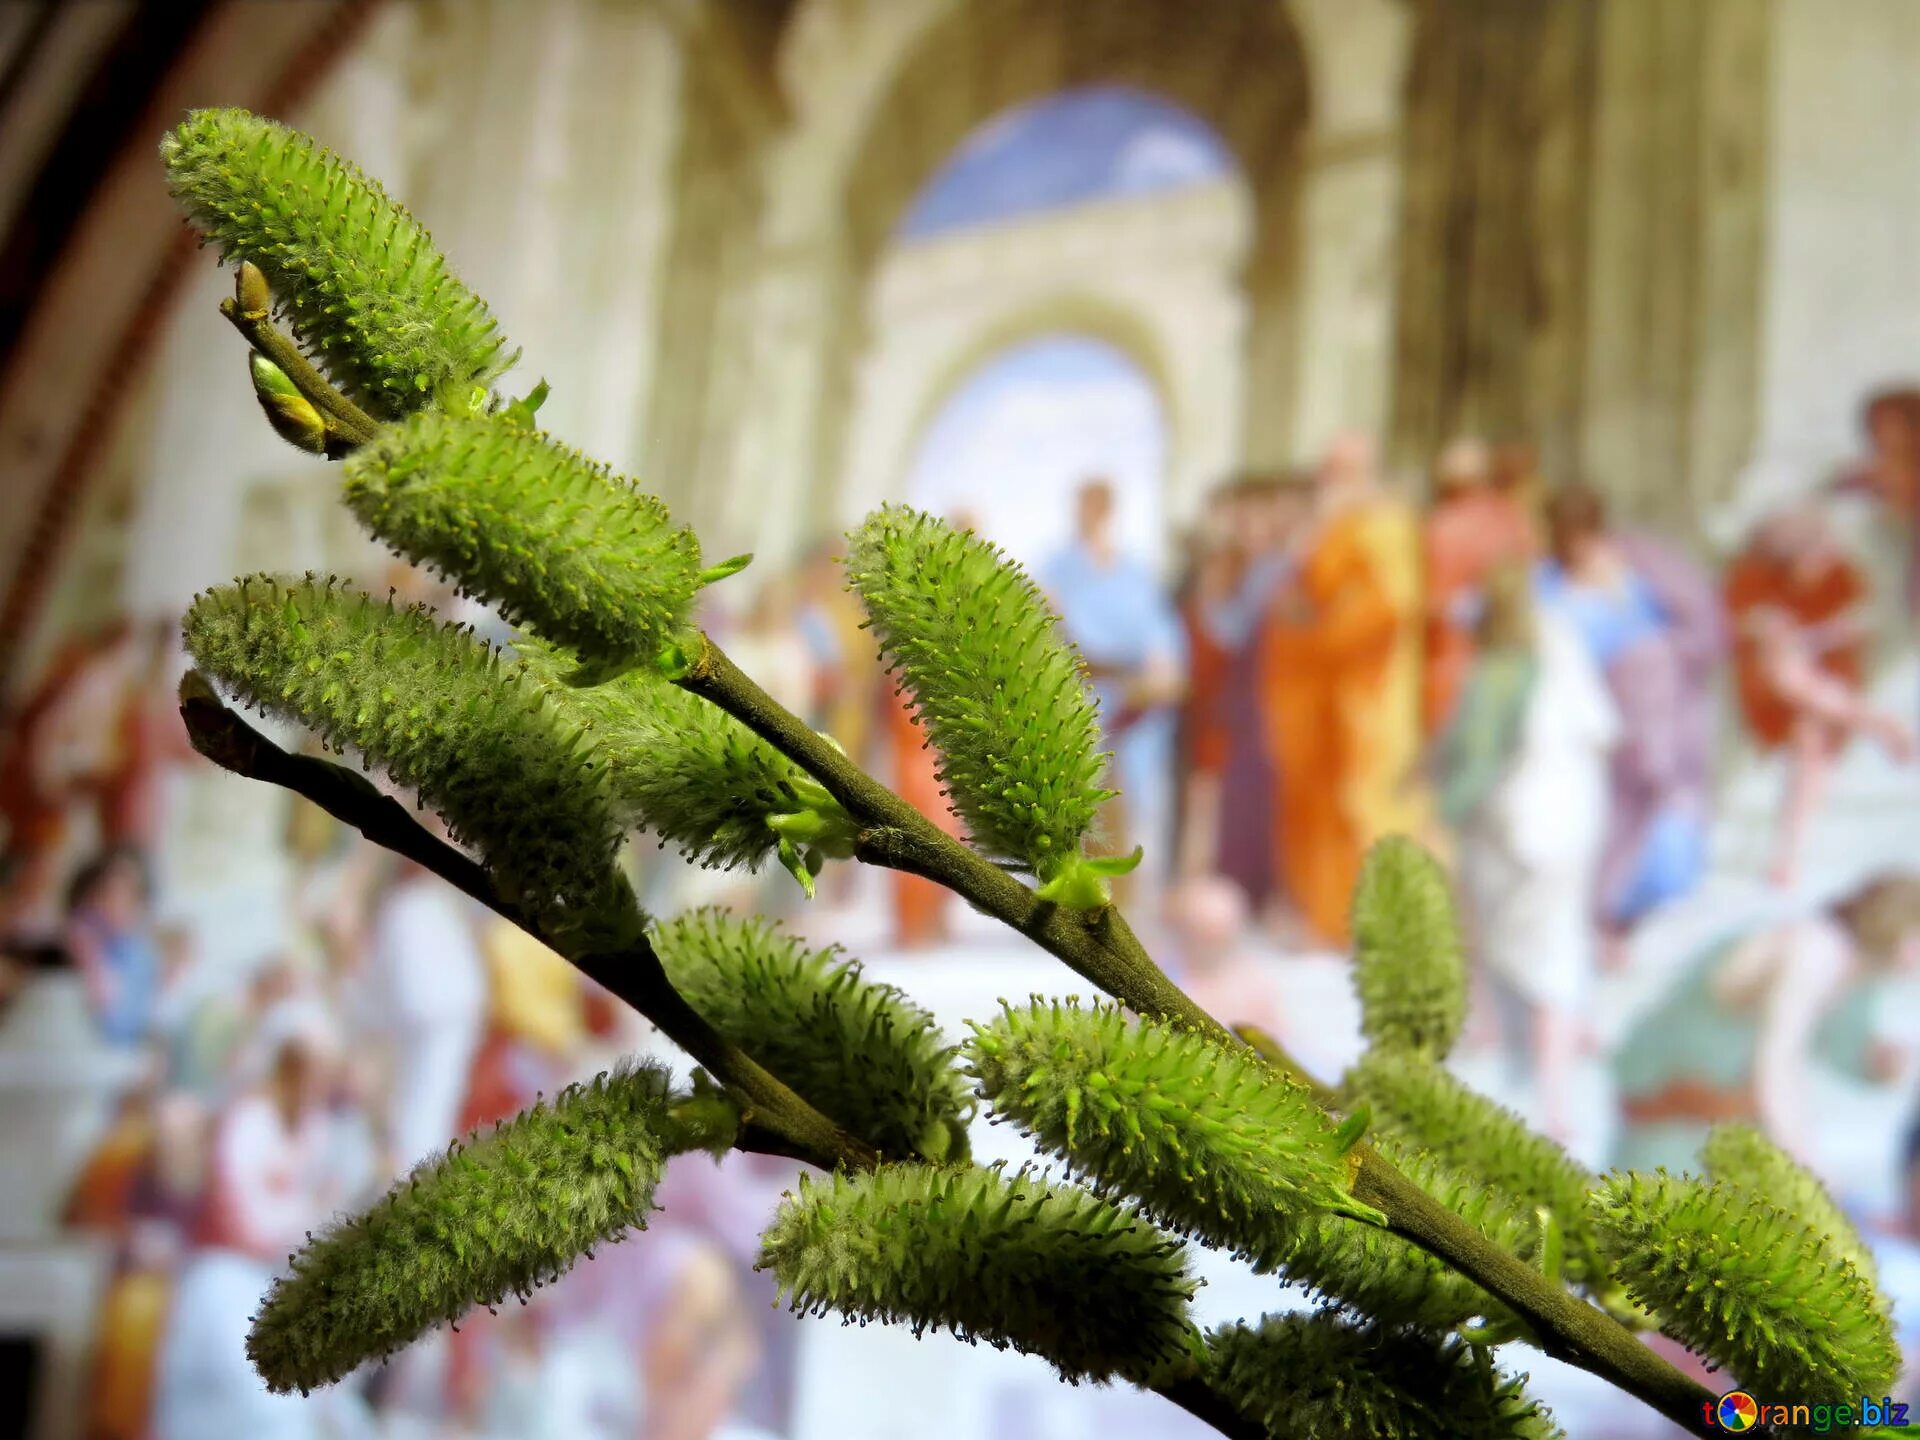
[842,506,1111,888]
[520,640,851,873]
[1702,1122,1880,1287]
[1346,1049,1600,1281]
[758,1163,1197,1385]
[345,412,708,670]
[1207,1313,1564,1440]
[183,575,638,950]
[652,910,971,1161]
[161,108,514,418]
[249,1063,675,1394]
[1589,1169,1899,1402]
[1350,835,1467,1060]
[966,999,1381,1262]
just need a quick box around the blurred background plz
[3,1,1920,1436]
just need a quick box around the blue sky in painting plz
[897,85,1234,240]
[905,335,1166,574]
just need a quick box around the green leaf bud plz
[182,575,638,950]
[249,353,328,455]
[161,108,515,418]
[1701,1122,1880,1288]
[966,999,1383,1264]
[842,506,1113,894]
[343,411,716,673]
[651,910,971,1162]
[757,1163,1197,1385]
[1588,1169,1899,1402]
[1207,1312,1564,1440]
[1346,1050,1600,1281]
[249,1062,677,1394]
[517,638,854,884]
[1350,835,1467,1060]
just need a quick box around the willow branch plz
[177,671,874,1171]
[676,637,1721,1437]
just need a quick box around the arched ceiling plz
[839,0,1311,282]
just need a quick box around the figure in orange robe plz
[1420,438,1539,736]
[885,690,960,948]
[1261,434,1429,944]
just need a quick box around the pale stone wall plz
[1756,0,1920,484]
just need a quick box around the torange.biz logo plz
[1707,1388,1912,1432]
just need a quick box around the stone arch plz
[809,0,1312,542]
[841,290,1180,538]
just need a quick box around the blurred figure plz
[363,855,488,1172]
[1173,494,1241,878]
[1537,485,1724,954]
[1421,437,1537,737]
[1726,505,1913,885]
[65,846,162,1047]
[1043,479,1186,885]
[154,1026,370,1440]
[1489,442,1547,549]
[1438,563,1618,1138]
[1839,387,1920,632]
[1208,474,1314,924]
[1260,433,1426,945]
[794,537,877,760]
[1613,871,1920,1175]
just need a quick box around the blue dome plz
[897,86,1233,241]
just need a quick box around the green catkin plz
[161,108,515,418]
[519,640,854,883]
[1273,1138,1538,1329]
[248,1062,677,1394]
[651,910,971,1162]
[965,999,1382,1264]
[344,411,714,672]
[1350,835,1468,1060]
[183,575,638,950]
[842,506,1115,898]
[1346,1049,1600,1281]
[1207,1313,1563,1440]
[1588,1169,1899,1402]
[1701,1122,1880,1287]
[757,1163,1197,1385]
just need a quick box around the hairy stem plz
[219,295,381,450]
[177,671,873,1171]
[678,636,1721,1437]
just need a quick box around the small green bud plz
[843,506,1113,893]
[652,910,971,1163]
[1701,1122,1880,1289]
[758,1163,1197,1385]
[1346,1050,1600,1282]
[344,412,716,673]
[1589,1169,1900,1402]
[1351,835,1467,1060]
[966,999,1383,1265]
[1207,1313,1564,1440]
[248,354,327,455]
[520,639,854,881]
[183,576,639,950]
[162,109,514,418]
[234,258,271,316]
[249,1062,677,1394]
